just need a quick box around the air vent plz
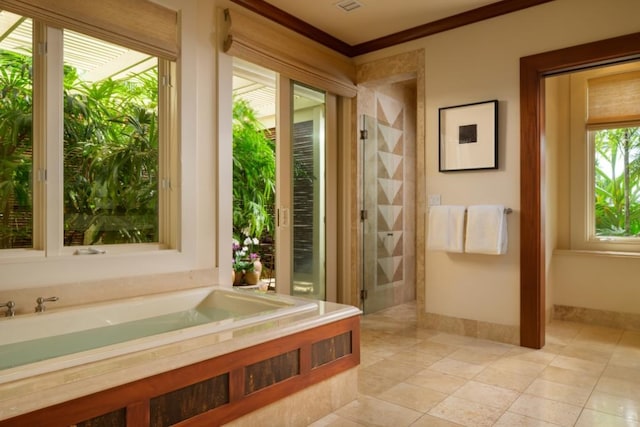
[335,0,363,13]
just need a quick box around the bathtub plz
[0,286,317,385]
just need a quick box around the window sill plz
[554,248,640,259]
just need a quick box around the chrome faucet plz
[0,301,15,317]
[35,296,59,312]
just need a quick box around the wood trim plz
[231,0,554,57]
[351,0,555,56]
[0,315,360,427]
[229,0,352,57]
[519,32,640,349]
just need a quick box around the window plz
[0,10,177,255]
[0,13,33,249]
[569,64,640,251]
[591,127,640,238]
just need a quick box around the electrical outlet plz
[428,194,441,206]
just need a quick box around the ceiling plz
[232,0,553,56]
[262,0,500,46]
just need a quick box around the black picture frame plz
[438,100,498,172]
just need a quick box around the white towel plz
[427,205,466,253]
[464,205,508,255]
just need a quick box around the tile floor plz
[311,302,640,427]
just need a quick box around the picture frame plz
[438,100,498,172]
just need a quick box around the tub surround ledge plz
[0,289,361,426]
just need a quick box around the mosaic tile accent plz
[375,93,405,288]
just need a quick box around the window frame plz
[0,16,179,259]
[569,63,640,252]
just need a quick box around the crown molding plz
[230,0,556,57]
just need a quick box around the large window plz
[569,64,640,251]
[0,10,176,255]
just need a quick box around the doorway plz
[519,32,640,349]
[359,80,417,314]
[232,58,336,301]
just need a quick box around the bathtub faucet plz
[35,296,59,313]
[0,301,15,317]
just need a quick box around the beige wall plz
[355,0,640,328]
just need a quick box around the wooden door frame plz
[519,32,640,349]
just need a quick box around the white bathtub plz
[0,287,317,385]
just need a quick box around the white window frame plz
[1,19,179,260]
[569,63,640,252]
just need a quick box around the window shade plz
[223,8,356,98]
[588,70,640,125]
[0,0,178,60]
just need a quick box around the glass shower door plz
[361,114,405,314]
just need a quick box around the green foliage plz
[232,97,275,240]
[0,50,33,248]
[62,69,159,245]
[0,46,159,248]
[594,127,640,236]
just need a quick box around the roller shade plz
[223,8,356,98]
[0,0,178,60]
[588,70,640,126]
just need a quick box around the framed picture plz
[438,100,498,172]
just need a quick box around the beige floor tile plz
[447,347,501,365]
[489,356,547,377]
[603,365,640,386]
[359,360,424,383]
[411,341,459,358]
[524,378,593,406]
[388,349,443,369]
[609,348,640,370]
[410,414,463,426]
[357,372,398,397]
[508,394,582,426]
[596,376,640,398]
[502,347,557,365]
[309,413,366,427]
[493,411,560,427]
[322,305,640,427]
[428,357,486,379]
[575,408,640,427]
[560,342,615,363]
[428,333,479,347]
[451,380,519,410]
[538,365,599,388]
[586,390,640,420]
[405,369,467,394]
[335,395,422,427]
[473,366,536,392]
[549,354,607,375]
[428,395,504,427]
[377,382,447,412]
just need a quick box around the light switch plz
[428,194,441,206]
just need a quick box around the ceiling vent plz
[334,0,363,13]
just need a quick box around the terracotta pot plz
[233,271,244,286]
[244,270,260,285]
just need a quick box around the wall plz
[353,0,640,337]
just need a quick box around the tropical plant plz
[0,50,33,249]
[0,45,160,248]
[232,97,275,240]
[594,127,640,236]
[62,67,159,245]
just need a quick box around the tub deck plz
[0,287,361,425]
